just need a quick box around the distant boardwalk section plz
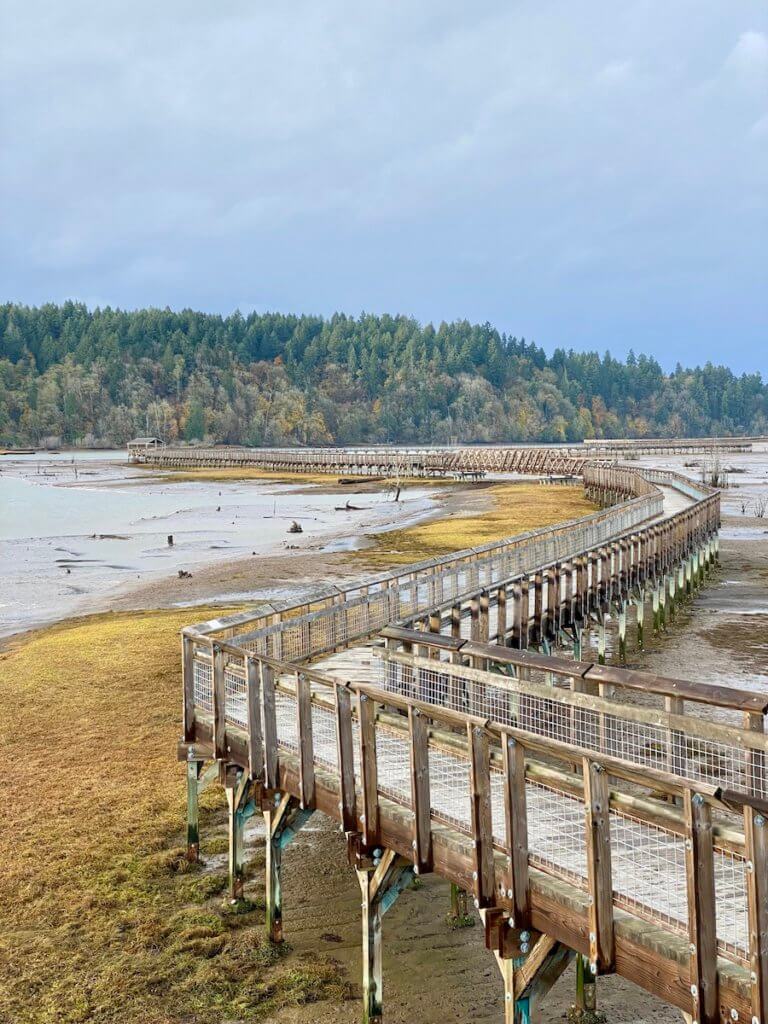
[129,437,753,477]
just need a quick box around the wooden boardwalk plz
[131,438,753,477]
[177,459,768,1024]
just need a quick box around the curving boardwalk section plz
[176,456,768,1024]
[131,438,753,477]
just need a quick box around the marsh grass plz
[360,482,597,567]
[0,608,352,1024]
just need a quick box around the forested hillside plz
[1,302,765,447]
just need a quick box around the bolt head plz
[755,814,766,828]
[731,1010,739,1021]
[520,942,529,954]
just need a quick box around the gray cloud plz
[1,1,766,371]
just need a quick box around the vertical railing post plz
[683,790,718,1024]
[182,634,196,742]
[261,662,279,790]
[502,734,530,927]
[583,759,614,974]
[745,805,768,1024]
[497,585,508,644]
[408,706,433,873]
[295,672,315,809]
[335,683,357,832]
[246,655,264,782]
[359,691,380,849]
[212,643,226,761]
[467,723,494,909]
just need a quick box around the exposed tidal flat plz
[0,451,439,638]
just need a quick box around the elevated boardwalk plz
[177,458,768,1023]
[130,438,754,477]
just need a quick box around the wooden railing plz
[182,644,767,1024]
[177,454,764,1022]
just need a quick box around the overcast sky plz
[2,2,766,372]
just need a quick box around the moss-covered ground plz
[0,609,352,1024]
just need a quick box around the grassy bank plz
[0,609,352,1024]
[359,482,598,567]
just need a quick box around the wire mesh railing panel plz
[275,691,298,752]
[610,808,688,936]
[379,655,766,802]
[310,699,338,772]
[224,666,247,727]
[428,746,472,832]
[375,725,412,806]
[526,781,588,885]
[714,846,749,962]
[193,658,213,713]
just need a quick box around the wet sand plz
[0,453,443,637]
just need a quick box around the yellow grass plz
[359,483,598,567]
[137,466,455,487]
[142,466,339,485]
[0,609,351,1024]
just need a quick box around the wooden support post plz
[519,577,530,650]
[683,791,718,1024]
[225,767,251,902]
[186,756,203,862]
[479,590,490,644]
[450,602,462,640]
[597,617,606,666]
[745,805,768,1024]
[583,759,615,973]
[264,792,314,943]
[449,882,471,926]
[574,952,598,1020]
[635,593,645,650]
[356,851,415,1024]
[470,596,481,642]
[511,581,523,650]
[498,585,508,644]
[652,585,660,635]
[533,572,543,645]
[617,602,627,665]
[497,933,574,1024]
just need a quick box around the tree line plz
[0,302,765,447]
